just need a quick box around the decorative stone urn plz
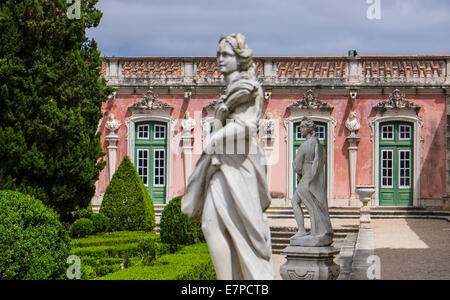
[355,185,375,229]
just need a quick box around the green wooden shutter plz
[135,121,167,204]
[379,121,413,206]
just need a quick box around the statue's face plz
[299,123,312,136]
[217,41,238,75]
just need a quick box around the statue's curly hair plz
[219,33,256,75]
[299,117,316,134]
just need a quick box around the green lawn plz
[70,231,216,280]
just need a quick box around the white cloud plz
[88,0,450,56]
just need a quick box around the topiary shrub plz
[69,218,95,238]
[0,190,71,280]
[100,156,155,232]
[90,213,111,233]
[77,208,94,220]
[159,196,204,251]
[137,238,171,266]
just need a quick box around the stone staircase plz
[154,203,450,253]
[154,204,165,233]
[266,205,450,254]
[270,226,356,255]
[266,206,450,220]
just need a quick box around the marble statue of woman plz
[181,33,275,280]
[291,118,333,247]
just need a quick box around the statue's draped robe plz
[293,135,332,237]
[182,75,275,280]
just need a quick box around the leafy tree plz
[100,156,156,232]
[0,190,71,280]
[0,0,113,222]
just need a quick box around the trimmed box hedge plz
[159,196,204,251]
[70,231,162,279]
[96,243,216,280]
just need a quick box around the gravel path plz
[372,219,450,280]
[272,218,450,280]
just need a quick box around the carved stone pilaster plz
[345,112,361,205]
[259,113,276,184]
[347,136,360,206]
[181,113,196,187]
[105,114,121,180]
[182,136,194,187]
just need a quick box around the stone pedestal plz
[182,135,194,187]
[105,114,121,181]
[261,135,274,184]
[105,133,120,180]
[355,185,375,229]
[280,245,341,280]
[347,135,360,206]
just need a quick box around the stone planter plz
[355,185,375,229]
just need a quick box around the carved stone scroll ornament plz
[129,89,173,111]
[374,89,420,113]
[288,89,333,112]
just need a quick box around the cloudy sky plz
[87,0,450,57]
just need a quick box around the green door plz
[379,121,413,206]
[293,121,327,192]
[135,122,167,204]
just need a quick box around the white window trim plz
[137,124,150,140]
[137,148,149,187]
[295,124,326,141]
[399,124,412,141]
[285,110,336,207]
[381,124,394,141]
[125,112,175,204]
[370,111,423,207]
[381,149,394,189]
[398,149,411,189]
[153,148,166,187]
[154,124,167,140]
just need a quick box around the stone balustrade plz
[102,55,450,88]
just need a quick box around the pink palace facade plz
[92,54,450,211]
